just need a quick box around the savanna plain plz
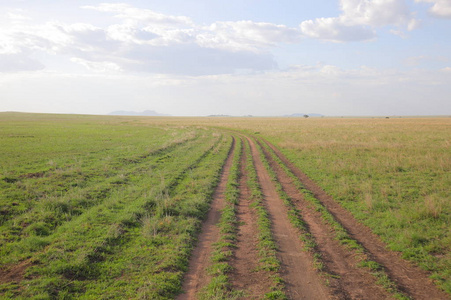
[0,113,449,299]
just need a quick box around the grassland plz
[179,116,450,293]
[1,113,449,298]
[0,113,232,298]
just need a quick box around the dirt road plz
[178,134,448,299]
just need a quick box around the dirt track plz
[264,139,449,300]
[178,134,449,299]
[177,138,236,300]
[228,141,272,298]
[247,137,330,299]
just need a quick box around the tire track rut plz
[229,140,273,298]
[263,139,449,300]
[177,137,236,300]
[247,137,330,300]
[259,140,391,299]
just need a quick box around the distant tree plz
[303,114,309,118]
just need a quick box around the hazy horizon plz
[2,110,451,119]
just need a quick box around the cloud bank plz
[300,0,419,42]
[0,4,302,75]
[0,1,432,74]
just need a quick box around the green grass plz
[0,113,233,299]
[243,139,287,299]
[258,138,410,299]
[200,137,243,300]
[271,120,451,294]
[1,113,449,297]
[186,117,450,295]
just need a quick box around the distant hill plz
[109,110,170,116]
[284,113,324,117]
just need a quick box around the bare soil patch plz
[0,260,31,285]
[20,172,45,179]
[264,139,449,300]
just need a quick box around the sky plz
[0,0,450,116]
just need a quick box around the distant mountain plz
[109,110,170,116]
[284,113,324,117]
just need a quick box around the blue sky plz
[0,0,450,116]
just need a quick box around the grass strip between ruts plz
[244,138,287,300]
[200,137,243,300]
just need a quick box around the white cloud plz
[198,21,301,52]
[340,0,415,27]
[6,12,31,23]
[300,0,419,42]
[82,4,301,52]
[416,0,451,18]
[319,64,345,76]
[0,19,73,56]
[407,18,421,31]
[389,29,408,38]
[70,57,122,73]
[0,4,302,75]
[300,18,375,42]
[0,33,19,54]
[82,3,194,27]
